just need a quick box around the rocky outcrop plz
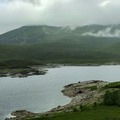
[62,80,108,106]
[46,80,108,113]
[0,67,47,78]
[5,80,109,120]
[5,110,36,120]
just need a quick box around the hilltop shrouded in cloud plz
[0,0,120,34]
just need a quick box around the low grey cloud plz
[8,0,41,5]
[0,0,120,34]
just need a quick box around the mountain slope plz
[0,25,72,44]
[1,24,120,64]
[1,24,120,44]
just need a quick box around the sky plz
[0,0,120,34]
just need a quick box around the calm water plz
[1,65,120,120]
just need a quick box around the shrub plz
[105,82,120,89]
[72,107,78,112]
[103,90,120,106]
[79,104,91,111]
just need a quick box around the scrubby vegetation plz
[0,59,46,77]
[0,59,44,69]
[103,90,120,106]
[28,106,120,120]
[104,82,120,89]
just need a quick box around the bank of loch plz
[6,80,120,120]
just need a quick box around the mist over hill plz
[1,24,120,64]
[1,24,120,44]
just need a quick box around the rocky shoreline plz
[0,64,61,78]
[0,66,47,78]
[5,80,109,120]
[0,63,119,78]
[51,80,108,112]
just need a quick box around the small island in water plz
[6,80,120,120]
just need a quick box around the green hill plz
[1,24,120,64]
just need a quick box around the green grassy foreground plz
[29,105,120,120]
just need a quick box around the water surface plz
[0,65,120,120]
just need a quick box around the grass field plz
[31,106,120,120]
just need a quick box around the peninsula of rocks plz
[6,80,111,120]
